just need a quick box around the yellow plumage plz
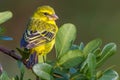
[21,5,58,65]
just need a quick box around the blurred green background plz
[0,0,120,79]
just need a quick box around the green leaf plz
[71,43,84,50]
[17,61,25,80]
[16,48,30,59]
[80,59,87,73]
[79,42,84,50]
[69,68,77,74]
[53,67,69,80]
[87,53,96,80]
[0,27,5,34]
[70,73,88,80]
[70,44,79,50]
[97,43,117,67]
[96,70,103,79]
[55,23,76,59]
[0,11,13,24]
[17,61,25,74]
[14,75,19,80]
[93,48,101,57]
[57,49,84,68]
[33,63,53,80]
[0,71,10,80]
[83,39,102,57]
[98,69,119,80]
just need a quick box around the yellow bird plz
[20,5,58,68]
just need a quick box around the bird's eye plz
[44,12,49,15]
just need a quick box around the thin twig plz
[0,46,34,69]
[0,46,40,79]
[0,46,39,70]
[0,46,22,60]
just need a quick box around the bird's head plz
[33,5,58,24]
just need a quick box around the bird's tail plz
[24,52,38,69]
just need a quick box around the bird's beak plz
[48,14,59,20]
[52,14,59,20]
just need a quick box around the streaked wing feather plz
[21,18,56,49]
[24,30,54,49]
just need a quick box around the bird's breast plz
[30,39,55,55]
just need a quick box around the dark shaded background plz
[0,0,120,79]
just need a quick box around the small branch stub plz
[0,64,3,75]
[0,46,22,60]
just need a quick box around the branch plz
[0,46,22,60]
[0,46,35,69]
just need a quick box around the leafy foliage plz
[0,11,13,40]
[0,23,119,80]
[98,69,119,80]
[0,11,12,25]
[55,23,76,59]
[0,71,10,80]
[57,49,84,68]
[31,23,119,80]
[83,38,102,57]
[33,63,53,80]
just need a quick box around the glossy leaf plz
[0,36,13,40]
[79,42,84,50]
[17,61,25,73]
[69,68,77,74]
[53,67,69,80]
[55,23,76,59]
[0,71,10,80]
[98,70,119,80]
[16,48,30,59]
[70,42,84,50]
[80,59,87,73]
[93,48,101,57]
[70,73,88,80]
[57,50,84,68]
[17,61,25,80]
[0,27,5,34]
[83,39,102,57]
[96,71,102,79]
[14,75,19,80]
[70,44,79,50]
[87,53,96,80]
[0,11,13,24]
[97,43,117,67]
[33,63,53,80]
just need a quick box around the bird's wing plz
[21,29,55,49]
[20,18,57,49]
